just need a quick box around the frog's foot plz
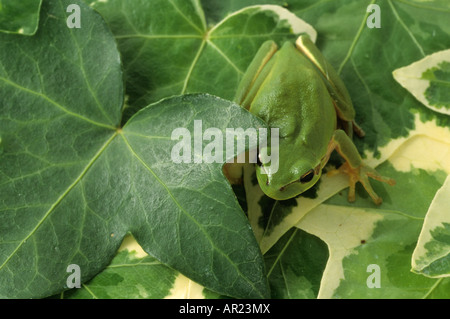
[337,162,396,205]
[352,120,365,138]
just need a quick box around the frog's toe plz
[339,162,394,205]
[365,169,396,186]
[359,174,383,205]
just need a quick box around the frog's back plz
[250,41,337,157]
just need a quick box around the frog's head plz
[255,146,322,200]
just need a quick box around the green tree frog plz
[234,35,395,205]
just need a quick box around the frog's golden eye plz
[299,169,315,183]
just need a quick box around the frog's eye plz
[299,169,315,183]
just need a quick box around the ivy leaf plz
[305,120,450,297]
[0,0,43,35]
[296,198,450,299]
[61,236,180,299]
[86,0,316,121]
[0,0,269,299]
[264,228,328,299]
[61,235,208,299]
[412,175,450,278]
[61,235,223,299]
[393,49,450,116]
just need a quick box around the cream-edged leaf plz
[393,49,450,116]
[245,164,349,254]
[62,237,179,299]
[62,235,217,299]
[296,203,450,299]
[247,113,450,255]
[412,175,450,278]
[296,204,384,298]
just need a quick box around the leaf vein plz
[181,39,206,94]
[63,0,115,126]
[388,0,426,57]
[337,0,376,74]
[0,132,118,272]
[0,76,115,130]
[167,0,205,34]
[207,40,244,75]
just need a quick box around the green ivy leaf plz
[0,0,43,35]
[265,228,328,299]
[0,0,269,299]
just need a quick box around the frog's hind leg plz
[338,117,366,139]
[296,35,356,124]
[334,103,365,139]
[351,120,365,138]
[234,40,278,108]
[297,35,366,139]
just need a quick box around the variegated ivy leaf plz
[61,235,218,299]
[412,175,450,278]
[296,202,450,299]
[295,116,450,298]
[247,114,450,298]
[393,49,450,116]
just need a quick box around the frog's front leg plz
[327,130,395,205]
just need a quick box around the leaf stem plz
[82,283,99,299]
